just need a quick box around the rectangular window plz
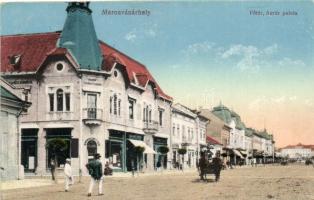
[118,99,121,116]
[87,94,97,119]
[148,109,152,123]
[172,124,175,136]
[113,95,117,115]
[129,100,134,119]
[57,90,63,111]
[49,93,54,111]
[159,110,163,126]
[65,93,70,111]
[109,97,112,114]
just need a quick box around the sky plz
[1,1,314,147]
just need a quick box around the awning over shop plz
[233,149,244,159]
[240,150,247,156]
[128,139,156,154]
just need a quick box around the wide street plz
[1,165,314,200]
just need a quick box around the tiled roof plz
[99,41,172,101]
[0,32,172,101]
[1,31,61,73]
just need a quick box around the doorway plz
[21,129,38,172]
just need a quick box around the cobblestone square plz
[2,165,314,200]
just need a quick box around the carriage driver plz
[198,151,207,181]
[212,151,223,182]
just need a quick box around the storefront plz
[45,128,72,168]
[21,129,38,172]
[106,130,155,172]
[153,137,168,169]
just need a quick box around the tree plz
[178,148,187,170]
[46,138,68,167]
[133,146,145,173]
[158,146,169,169]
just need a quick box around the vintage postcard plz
[0,1,313,200]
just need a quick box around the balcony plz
[83,108,103,126]
[143,120,159,134]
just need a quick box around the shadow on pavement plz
[191,178,216,183]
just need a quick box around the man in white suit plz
[64,158,73,192]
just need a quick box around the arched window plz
[56,89,63,111]
[87,140,97,156]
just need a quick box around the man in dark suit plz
[86,153,103,196]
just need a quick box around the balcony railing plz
[143,120,159,133]
[83,108,103,125]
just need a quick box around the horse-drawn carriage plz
[198,150,223,181]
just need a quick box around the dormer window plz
[8,54,21,67]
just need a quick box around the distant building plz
[211,104,246,164]
[280,143,314,159]
[0,78,31,180]
[171,103,208,169]
[198,109,231,147]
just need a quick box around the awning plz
[128,139,156,154]
[240,150,247,155]
[233,149,244,159]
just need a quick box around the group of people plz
[198,151,223,182]
[50,153,112,197]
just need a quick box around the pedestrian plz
[64,158,73,192]
[212,151,223,182]
[104,161,113,176]
[156,160,161,171]
[50,159,56,181]
[86,153,103,197]
[198,151,207,181]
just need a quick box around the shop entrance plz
[21,129,38,172]
[46,128,71,168]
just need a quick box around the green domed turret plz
[59,2,102,71]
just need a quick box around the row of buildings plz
[279,143,314,159]
[0,2,275,180]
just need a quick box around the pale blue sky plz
[1,1,314,146]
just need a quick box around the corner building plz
[0,2,172,175]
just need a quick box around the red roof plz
[1,32,172,101]
[99,41,172,101]
[206,136,222,145]
[1,32,61,73]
